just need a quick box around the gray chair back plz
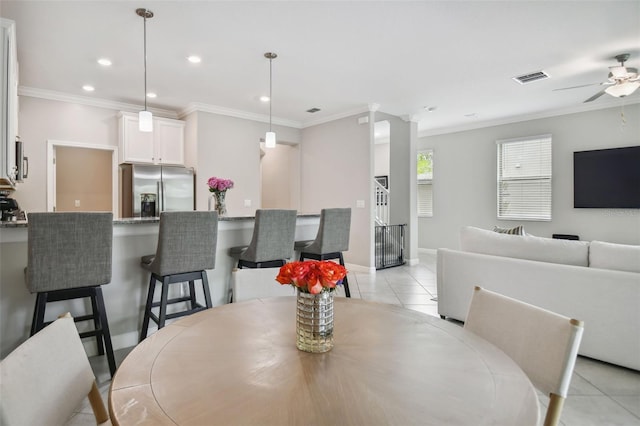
[148,211,218,277]
[26,212,113,293]
[240,209,297,263]
[304,208,351,254]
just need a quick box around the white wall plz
[13,96,303,218]
[375,112,418,262]
[300,114,373,268]
[374,142,390,177]
[261,143,300,210]
[12,96,119,214]
[418,104,640,249]
[193,111,301,215]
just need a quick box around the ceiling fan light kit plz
[605,81,640,98]
[588,53,639,102]
[137,8,154,132]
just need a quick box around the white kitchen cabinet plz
[118,112,185,165]
[0,19,18,189]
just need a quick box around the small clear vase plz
[208,191,227,216]
[296,289,334,353]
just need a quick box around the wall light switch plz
[74,200,81,207]
[356,200,365,208]
[244,199,252,207]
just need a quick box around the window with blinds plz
[497,135,552,221]
[418,150,433,217]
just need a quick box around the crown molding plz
[18,86,179,118]
[180,102,302,128]
[418,96,640,138]
[300,105,373,128]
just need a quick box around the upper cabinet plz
[0,19,18,189]
[118,112,185,165]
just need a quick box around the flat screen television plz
[574,145,640,208]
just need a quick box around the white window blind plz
[417,150,433,217]
[497,135,552,221]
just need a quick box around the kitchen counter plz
[0,213,320,358]
[0,213,320,228]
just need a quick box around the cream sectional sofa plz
[437,226,640,371]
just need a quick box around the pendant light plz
[137,8,154,132]
[264,52,277,148]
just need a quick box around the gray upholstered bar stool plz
[139,211,218,341]
[25,212,116,376]
[228,209,298,269]
[295,208,352,297]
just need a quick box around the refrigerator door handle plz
[161,181,166,213]
[157,181,162,215]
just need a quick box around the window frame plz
[417,149,433,218]
[496,134,552,222]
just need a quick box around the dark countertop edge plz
[0,213,321,228]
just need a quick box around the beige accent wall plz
[55,146,112,212]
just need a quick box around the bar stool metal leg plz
[93,287,116,377]
[201,271,213,308]
[140,275,157,342]
[31,292,48,336]
[158,276,171,330]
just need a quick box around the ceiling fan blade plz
[584,89,607,103]
[553,82,602,91]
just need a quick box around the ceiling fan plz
[554,53,640,102]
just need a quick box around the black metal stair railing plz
[375,224,406,270]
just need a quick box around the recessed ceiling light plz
[146,92,157,98]
[82,85,95,92]
[97,58,112,66]
[187,56,201,64]
[260,95,270,102]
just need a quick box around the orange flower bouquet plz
[276,260,347,295]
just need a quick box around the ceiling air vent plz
[306,108,321,113]
[512,71,549,85]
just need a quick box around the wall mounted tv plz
[574,145,640,208]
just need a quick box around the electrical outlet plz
[356,200,365,208]
[74,200,81,207]
[244,199,252,207]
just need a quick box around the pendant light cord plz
[143,12,148,112]
[269,56,272,132]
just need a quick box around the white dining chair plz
[0,313,109,426]
[464,286,584,426]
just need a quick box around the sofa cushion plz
[493,225,525,235]
[460,226,589,266]
[589,241,640,273]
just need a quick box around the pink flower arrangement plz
[276,260,347,294]
[207,176,234,193]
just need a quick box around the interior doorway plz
[46,140,118,216]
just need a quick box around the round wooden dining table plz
[109,297,540,425]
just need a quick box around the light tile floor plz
[73,250,640,426]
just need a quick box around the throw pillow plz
[493,225,525,235]
[589,241,640,273]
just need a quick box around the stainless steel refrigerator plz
[120,164,195,218]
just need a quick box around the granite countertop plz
[0,213,320,228]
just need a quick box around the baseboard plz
[418,248,437,254]
[345,263,377,274]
